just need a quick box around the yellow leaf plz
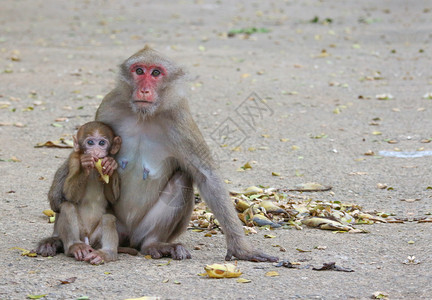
[10,247,37,257]
[316,49,330,58]
[157,259,171,266]
[43,209,55,217]
[372,131,382,135]
[27,295,47,299]
[241,162,252,170]
[237,278,251,283]
[242,186,263,195]
[265,271,279,277]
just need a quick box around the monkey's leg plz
[133,171,194,260]
[84,214,119,265]
[35,217,63,256]
[57,202,93,261]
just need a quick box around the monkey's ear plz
[73,135,80,153]
[172,68,186,81]
[110,136,122,155]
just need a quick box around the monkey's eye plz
[87,140,95,146]
[151,69,161,77]
[99,140,106,146]
[135,68,144,75]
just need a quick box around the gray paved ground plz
[1,1,431,299]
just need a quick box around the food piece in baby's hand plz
[95,159,109,184]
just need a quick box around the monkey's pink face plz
[130,64,166,109]
[83,131,110,158]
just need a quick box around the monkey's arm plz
[104,171,120,205]
[170,109,278,262]
[63,152,89,204]
[48,160,69,213]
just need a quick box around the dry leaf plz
[157,260,171,266]
[265,271,279,277]
[10,247,37,257]
[288,182,332,192]
[302,218,353,231]
[59,277,77,284]
[296,248,311,252]
[312,262,354,272]
[27,295,47,299]
[372,291,389,299]
[35,139,73,148]
[376,93,393,100]
[403,256,420,265]
[43,209,55,217]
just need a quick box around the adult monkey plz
[39,46,278,262]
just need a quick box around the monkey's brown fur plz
[38,121,127,264]
[37,47,277,262]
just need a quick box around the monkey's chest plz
[79,176,108,233]
[115,134,175,227]
[116,123,172,182]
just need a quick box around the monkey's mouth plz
[133,100,153,107]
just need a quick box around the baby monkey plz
[55,121,122,264]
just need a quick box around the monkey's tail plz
[118,247,139,256]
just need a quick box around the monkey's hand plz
[36,236,63,257]
[80,154,97,175]
[69,242,94,261]
[100,157,118,176]
[225,247,278,263]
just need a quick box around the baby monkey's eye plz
[136,68,144,75]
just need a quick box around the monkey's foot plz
[36,237,63,257]
[225,248,278,263]
[84,250,116,265]
[69,243,94,261]
[142,242,191,260]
